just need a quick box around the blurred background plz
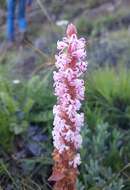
[0,0,130,189]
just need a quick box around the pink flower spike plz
[49,23,87,190]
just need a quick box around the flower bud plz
[66,23,77,37]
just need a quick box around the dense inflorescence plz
[49,23,87,190]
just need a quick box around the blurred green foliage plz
[0,0,6,8]
[79,123,125,190]
[0,65,130,189]
[0,75,34,150]
[0,67,55,149]
[87,67,130,129]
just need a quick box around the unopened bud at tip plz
[66,23,77,37]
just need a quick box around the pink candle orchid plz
[49,23,87,190]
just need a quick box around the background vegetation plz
[0,0,130,189]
